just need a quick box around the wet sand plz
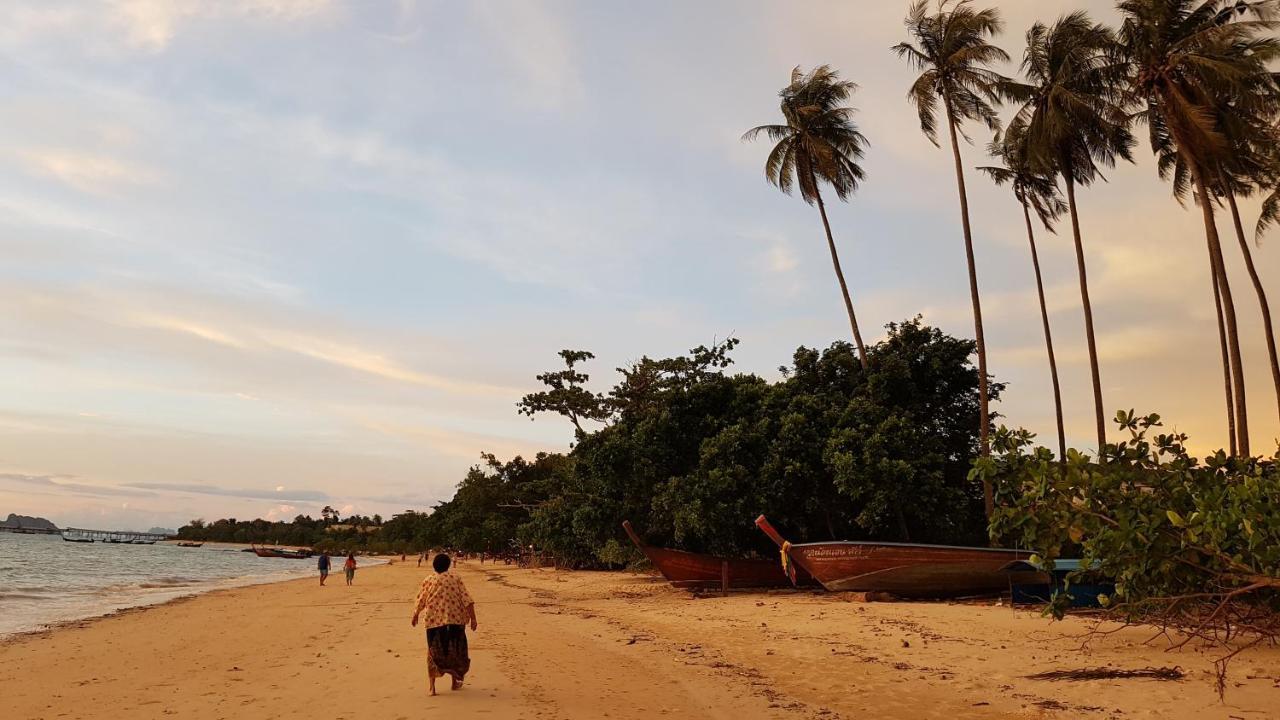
[2,561,1277,719]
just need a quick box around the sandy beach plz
[3,561,1278,719]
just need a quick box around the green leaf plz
[1166,510,1185,527]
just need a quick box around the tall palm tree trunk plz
[1021,200,1067,466]
[944,106,992,518]
[1211,266,1238,456]
[1222,176,1280,427]
[1061,168,1107,455]
[812,182,869,368]
[1188,161,1250,455]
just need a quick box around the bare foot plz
[451,677,463,691]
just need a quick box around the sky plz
[0,0,1277,532]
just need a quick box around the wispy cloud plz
[122,481,330,502]
[18,148,158,194]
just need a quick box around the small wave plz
[137,577,197,589]
[0,592,50,601]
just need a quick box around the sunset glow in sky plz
[1,0,1277,530]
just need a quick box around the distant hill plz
[148,527,176,536]
[1,513,58,531]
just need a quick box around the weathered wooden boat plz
[252,545,313,559]
[755,515,1044,598]
[622,520,816,589]
[61,535,94,543]
[176,541,204,548]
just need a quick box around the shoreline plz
[0,539,387,640]
[3,562,1277,719]
[0,568,316,647]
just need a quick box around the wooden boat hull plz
[755,515,1043,598]
[622,521,815,589]
[253,546,313,559]
[176,542,203,547]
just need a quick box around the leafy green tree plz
[1116,0,1280,456]
[894,0,1008,513]
[743,66,871,366]
[1005,11,1135,454]
[824,319,995,544]
[517,350,610,440]
[979,123,1068,466]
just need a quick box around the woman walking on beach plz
[343,552,357,585]
[411,553,477,695]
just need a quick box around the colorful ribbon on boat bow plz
[780,541,796,585]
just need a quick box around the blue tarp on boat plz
[1002,559,1114,608]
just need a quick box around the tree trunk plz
[812,182,869,369]
[1188,162,1250,455]
[1211,254,1238,456]
[944,106,992,518]
[1223,176,1280,427]
[1061,169,1107,456]
[1021,200,1067,466]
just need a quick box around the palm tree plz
[1158,95,1280,447]
[744,66,871,367]
[1220,117,1280,428]
[978,123,1068,466]
[893,0,1007,515]
[1116,0,1280,456]
[1004,12,1135,456]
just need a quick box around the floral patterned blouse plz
[413,572,474,628]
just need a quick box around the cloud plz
[469,2,582,110]
[112,0,335,52]
[19,148,158,194]
[121,481,330,502]
[0,471,154,498]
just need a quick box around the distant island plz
[0,513,59,531]
[148,527,176,536]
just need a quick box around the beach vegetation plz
[982,411,1280,695]
[894,0,1011,514]
[743,65,871,366]
[1004,10,1135,454]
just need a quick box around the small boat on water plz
[61,535,94,543]
[755,515,1045,598]
[622,520,816,590]
[176,541,204,548]
[252,545,313,559]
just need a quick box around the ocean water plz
[0,533,331,637]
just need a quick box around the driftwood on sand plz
[1026,666,1185,682]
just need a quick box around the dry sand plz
[2,561,1277,719]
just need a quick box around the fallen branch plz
[1026,666,1184,682]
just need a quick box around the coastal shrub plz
[514,317,993,566]
[177,319,995,567]
[980,411,1280,694]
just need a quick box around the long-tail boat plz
[622,520,816,589]
[176,541,204,548]
[252,545,313,559]
[754,515,1044,598]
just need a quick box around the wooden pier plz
[61,528,171,544]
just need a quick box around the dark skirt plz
[425,624,470,680]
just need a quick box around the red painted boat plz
[754,515,1044,598]
[623,520,816,589]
